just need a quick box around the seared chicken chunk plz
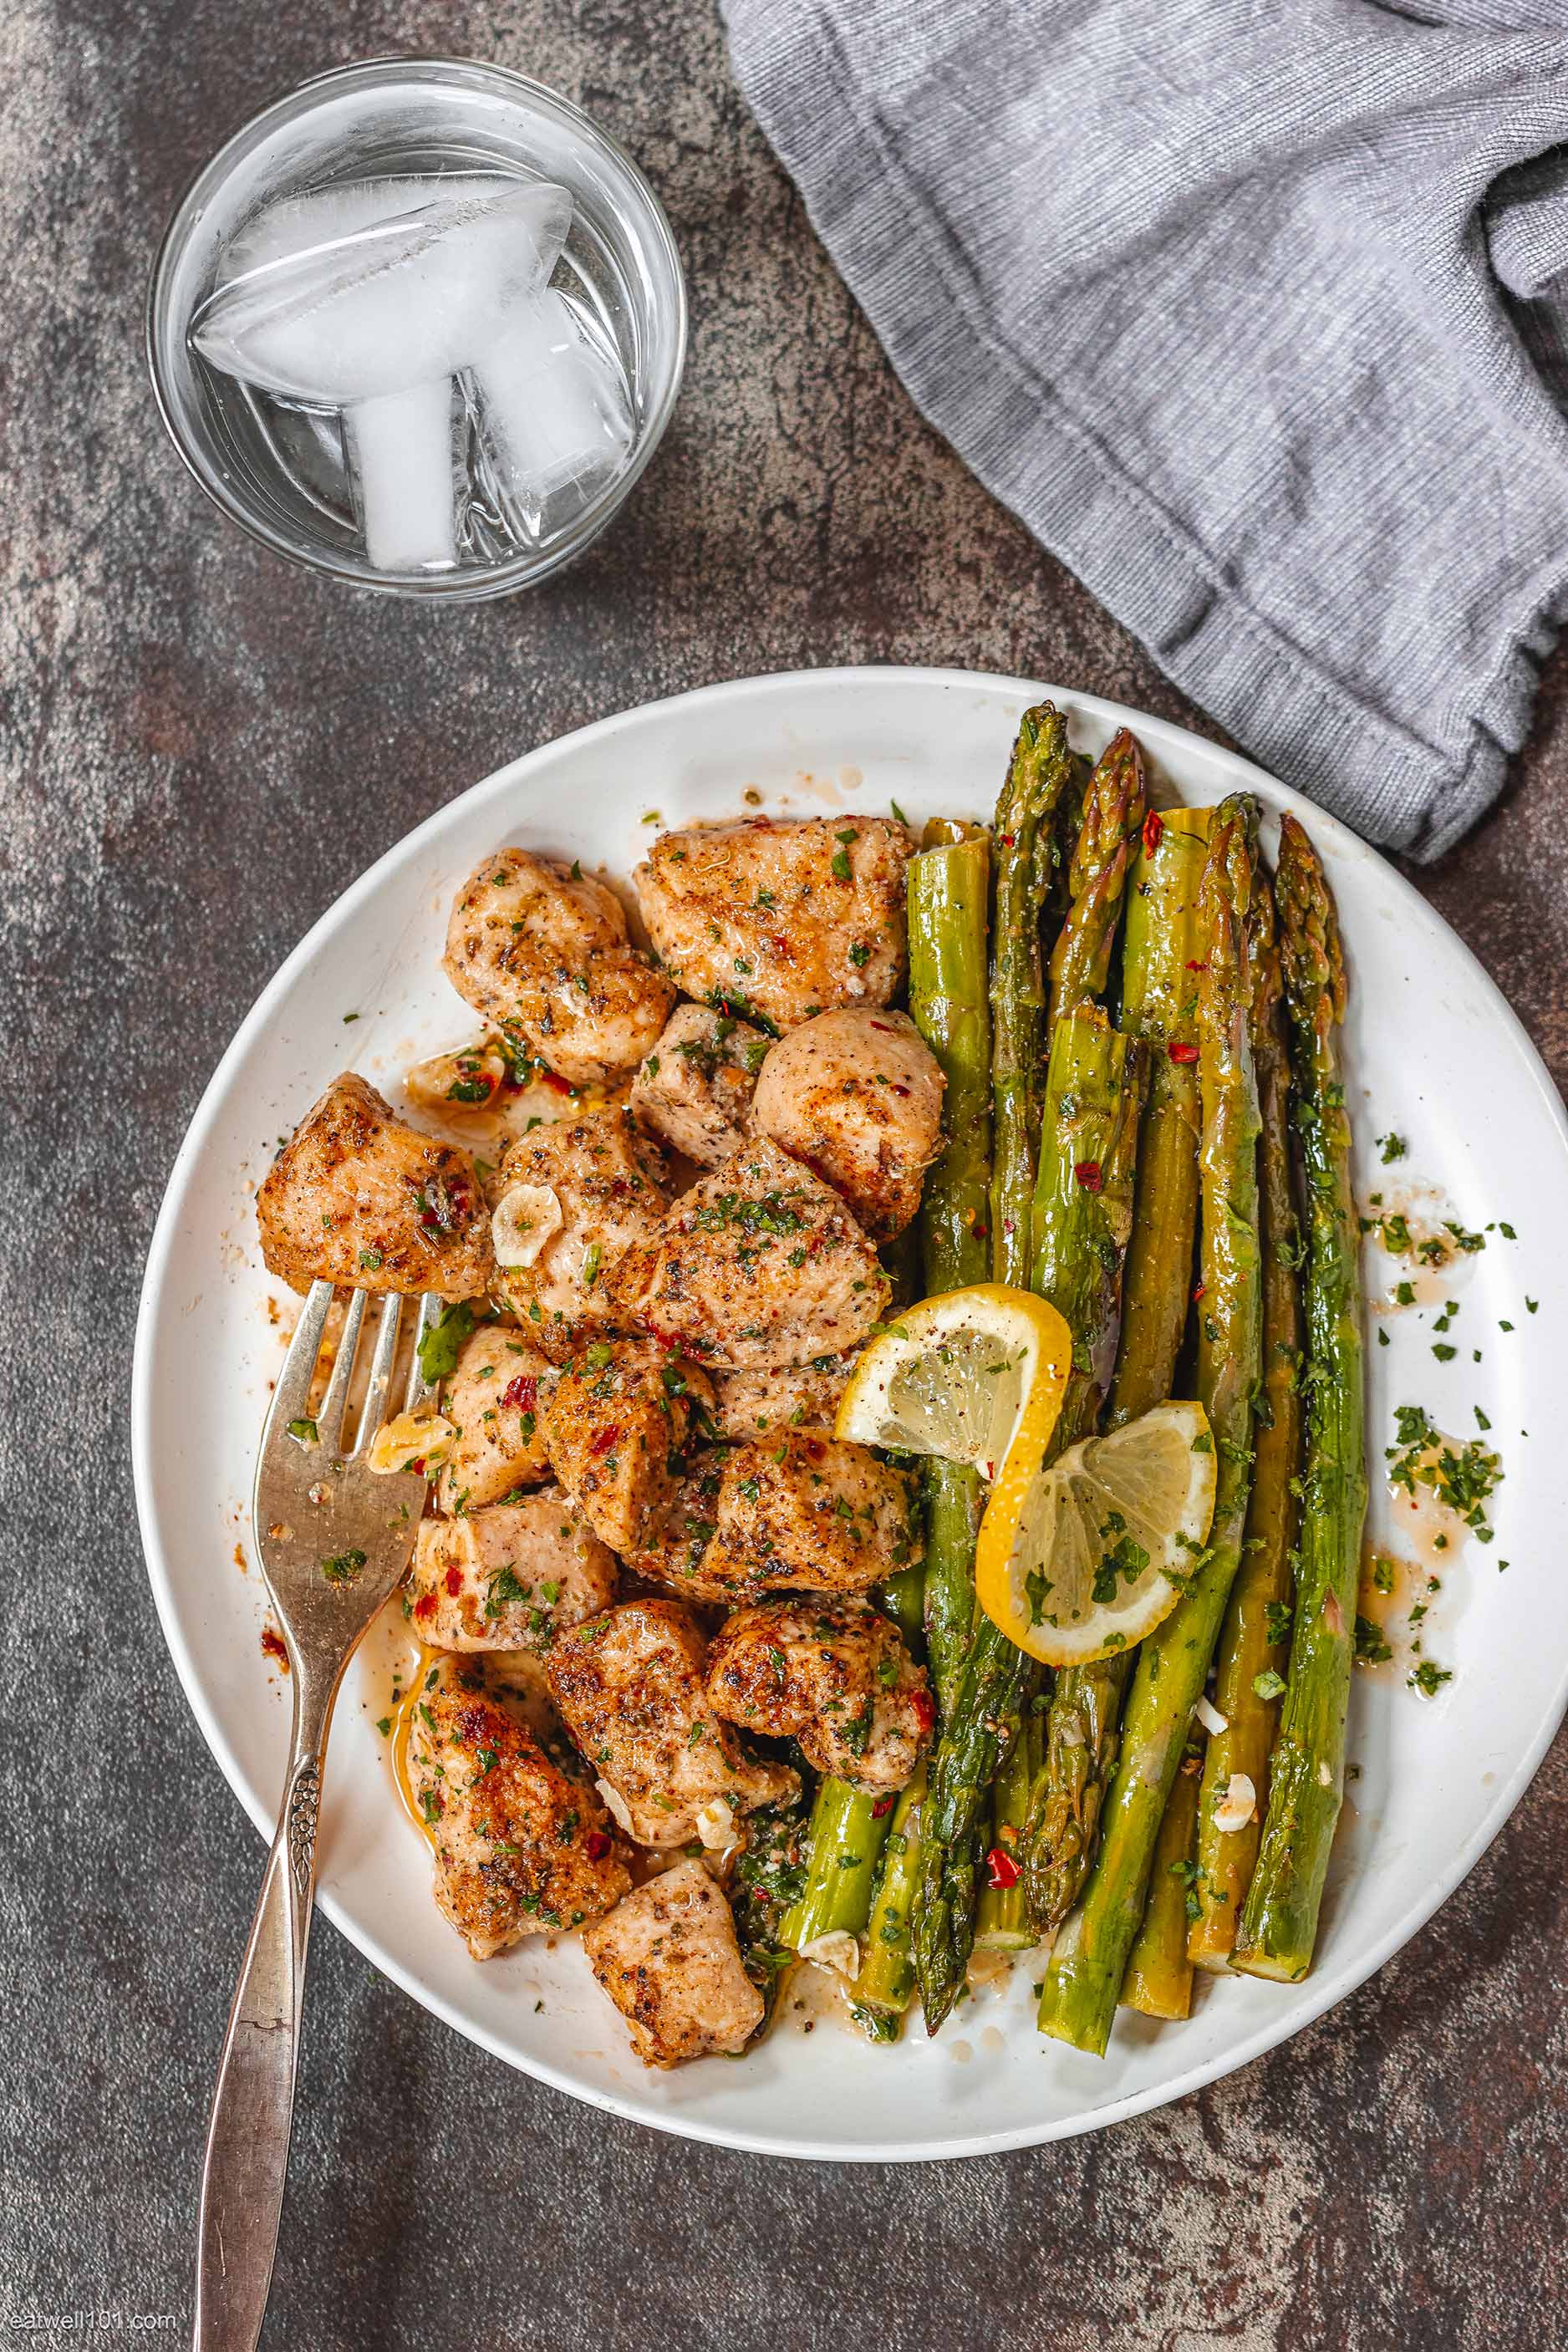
[751,1009,944,1240]
[629,1004,768,1168]
[409,1492,618,1651]
[408,1664,630,1958]
[489,1110,670,1360]
[542,1345,715,1556]
[608,1135,888,1368]
[546,1599,797,1847]
[443,849,675,1087]
[583,1859,763,2068]
[706,1598,934,1792]
[257,1073,494,1301]
[634,816,912,1032]
[435,1329,554,1511]
[634,1435,919,1605]
[712,1353,858,1440]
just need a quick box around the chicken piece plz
[546,1598,797,1847]
[583,1858,763,2068]
[628,1004,769,1168]
[711,1353,858,1440]
[542,1345,715,1556]
[435,1329,555,1511]
[409,1492,618,1651]
[633,1435,919,1605]
[751,1008,944,1240]
[644,1434,921,1605]
[407,1664,631,1958]
[608,1134,888,1369]
[443,849,675,1087]
[257,1073,494,1302]
[706,1598,934,1793]
[489,1109,670,1361]
[634,816,913,1033]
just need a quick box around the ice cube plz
[221,175,523,283]
[343,381,457,571]
[471,291,634,538]
[191,181,572,405]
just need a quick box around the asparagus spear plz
[1046,730,1146,1036]
[909,829,994,1716]
[915,1007,1142,2030]
[910,827,993,1297]
[849,1765,926,2040]
[778,1773,894,1952]
[1189,867,1303,1968]
[1233,816,1366,1983]
[989,705,1075,1291]
[1120,1753,1201,2019]
[975,1693,1043,1951]
[1021,806,1210,1937]
[1039,799,1263,2055]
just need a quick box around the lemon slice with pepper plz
[975,1398,1216,1667]
[834,1285,1073,1480]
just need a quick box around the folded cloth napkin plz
[722,0,1568,858]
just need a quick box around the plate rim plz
[131,661,1568,2161]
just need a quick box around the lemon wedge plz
[976,1398,1216,1667]
[834,1285,1072,1482]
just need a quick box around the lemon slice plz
[976,1399,1216,1667]
[834,1285,1072,1482]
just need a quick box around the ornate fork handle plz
[192,1666,335,2352]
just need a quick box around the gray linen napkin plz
[721,0,1568,858]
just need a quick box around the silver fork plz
[192,1280,440,2352]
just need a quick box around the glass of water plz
[147,58,686,599]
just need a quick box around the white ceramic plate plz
[133,666,1568,2161]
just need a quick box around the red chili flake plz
[985,1845,1021,1890]
[890,1083,911,1097]
[413,1593,437,1621]
[871,1794,896,1818]
[589,1424,623,1457]
[419,1206,439,1228]
[909,1689,935,1734]
[1184,960,1209,972]
[1168,1041,1199,1065]
[541,1069,575,1096]
[501,1374,537,1413]
[410,1457,426,1477]
[804,1438,826,1461]
[1000,833,1016,848]
[584,1830,612,1861]
[1192,1282,1206,1303]
[869,1021,897,1034]
[444,1565,462,1597]
[771,936,789,955]
[1142,808,1164,855]
[972,1222,989,1240]
[1074,1159,1103,1193]
[1003,1217,1016,1237]
[715,998,734,1018]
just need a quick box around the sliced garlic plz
[798,1929,861,1981]
[492,1182,564,1270]
[1317,1760,1333,1788]
[595,1777,634,1835]
[365,1409,457,1476]
[405,1039,506,1118]
[1211,1771,1258,1835]
[1194,1694,1229,1738]
[694,1797,736,1851]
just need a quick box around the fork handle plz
[192,1672,334,2352]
